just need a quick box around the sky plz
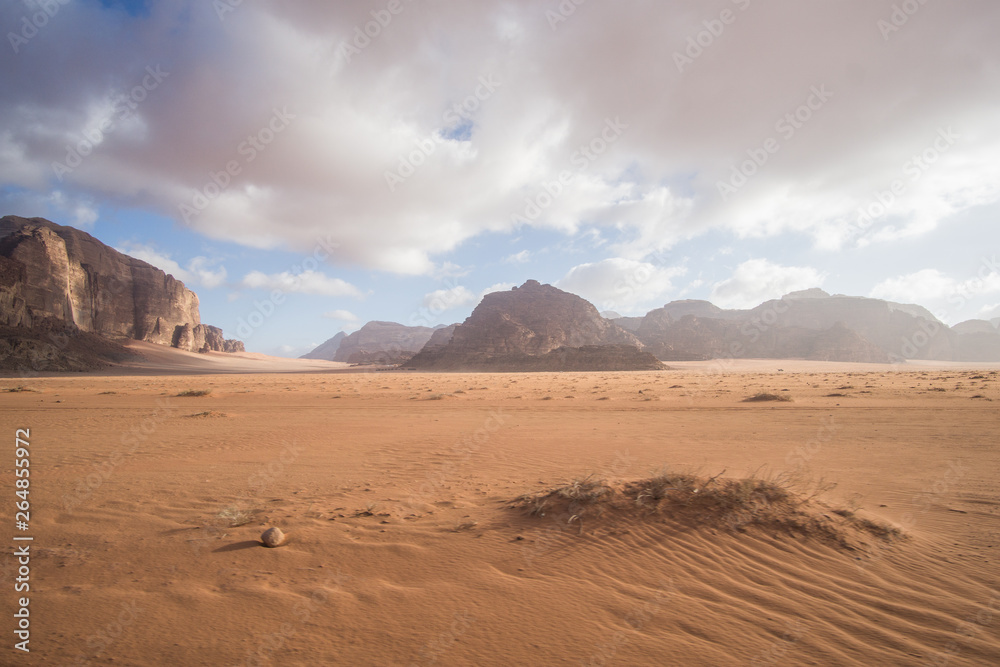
[2,0,999,356]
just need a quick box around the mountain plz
[331,321,437,364]
[628,289,1000,363]
[950,320,1000,361]
[0,215,243,370]
[407,280,664,371]
[299,331,347,360]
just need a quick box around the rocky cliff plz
[331,321,437,364]
[629,289,995,363]
[0,215,243,361]
[408,280,664,371]
[300,331,347,360]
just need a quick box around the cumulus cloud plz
[421,285,477,312]
[3,1,999,274]
[505,250,531,264]
[116,242,227,288]
[557,258,686,314]
[710,259,826,310]
[871,267,1000,305]
[322,309,359,322]
[241,270,362,297]
[480,282,516,298]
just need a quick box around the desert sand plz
[2,353,999,665]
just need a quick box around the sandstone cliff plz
[629,290,973,363]
[332,321,437,364]
[0,216,243,359]
[408,280,664,371]
[300,331,347,360]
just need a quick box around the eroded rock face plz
[630,292,965,363]
[408,280,664,371]
[332,321,437,363]
[300,331,346,360]
[0,216,242,356]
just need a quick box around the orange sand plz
[2,353,999,665]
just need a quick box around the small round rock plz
[261,527,285,548]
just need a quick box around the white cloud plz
[557,258,687,314]
[480,282,516,298]
[241,270,362,297]
[185,256,228,289]
[870,269,956,304]
[977,304,1000,322]
[422,285,477,312]
[116,242,227,289]
[710,259,826,310]
[505,250,530,264]
[322,309,359,322]
[871,268,1000,305]
[5,1,999,273]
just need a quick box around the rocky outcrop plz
[0,215,242,360]
[300,331,347,360]
[631,290,971,363]
[408,280,665,371]
[951,320,1000,361]
[332,321,437,364]
[0,319,136,373]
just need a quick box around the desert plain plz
[2,347,1000,666]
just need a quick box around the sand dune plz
[2,365,998,665]
[110,341,354,375]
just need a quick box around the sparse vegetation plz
[510,468,901,549]
[743,392,792,403]
[217,505,255,527]
[177,388,212,397]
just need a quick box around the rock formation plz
[951,320,1000,361]
[332,321,437,364]
[0,215,243,365]
[300,331,347,360]
[408,280,665,371]
[627,289,1000,363]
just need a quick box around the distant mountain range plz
[406,280,665,371]
[3,216,997,373]
[306,284,1000,369]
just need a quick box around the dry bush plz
[743,393,792,403]
[510,467,902,549]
